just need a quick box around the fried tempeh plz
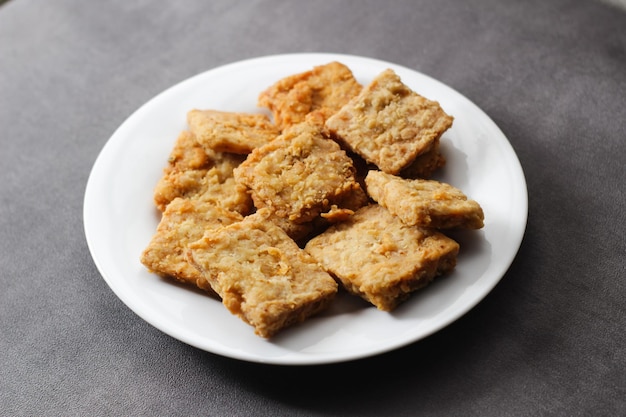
[153,130,253,215]
[234,121,363,223]
[187,109,279,154]
[365,170,484,229]
[188,209,338,338]
[325,68,453,175]
[258,61,362,131]
[305,204,459,311]
[140,198,243,294]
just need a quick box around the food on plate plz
[258,61,362,131]
[153,130,252,215]
[400,137,446,179]
[141,61,484,337]
[304,204,459,311]
[188,209,338,338]
[325,68,453,175]
[233,120,364,224]
[365,170,484,229]
[140,198,243,294]
[187,109,279,154]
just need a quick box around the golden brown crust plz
[259,208,318,244]
[304,204,459,311]
[162,129,213,171]
[154,168,210,211]
[258,61,362,130]
[153,130,253,214]
[233,121,364,223]
[400,138,446,179]
[188,210,338,338]
[365,170,484,229]
[140,198,243,294]
[325,68,453,175]
[187,109,279,154]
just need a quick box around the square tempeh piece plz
[325,68,453,175]
[258,61,362,131]
[233,121,363,223]
[304,204,459,311]
[153,130,253,215]
[140,198,243,294]
[365,170,484,229]
[188,209,338,338]
[187,109,279,154]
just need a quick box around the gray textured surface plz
[1,0,624,415]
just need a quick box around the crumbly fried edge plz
[187,109,279,154]
[365,170,484,229]
[153,130,253,215]
[400,138,446,179]
[304,204,459,311]
[325,68,453,174]
[258,61,362,131]
[233,121,364,223]
[140,197,243,295]
[188,209,338,338]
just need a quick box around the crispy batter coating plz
[258,61,362,130]
[140,198,243,294]
[365,170,484,229]
[260,209,318,244]
[188,209,338,338]
[400,138,446,179]
[325,68,453,175]
[187,109,279,154]
[305,204,459,311]
[153,130,253,215]
[234,121,363,223]
[161,129,213,171]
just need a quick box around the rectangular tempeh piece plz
[304,204,459,311]
[233,121,363,223]
[140,198,243,294]
[258,61,362,131]
[365,170,484,229]
[187,109,279,154]
[188,209,338,338]
[153,130,253,215]
[325,68,453,175]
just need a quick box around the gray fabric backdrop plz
[1,0,624,415]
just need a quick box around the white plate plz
[84,53,527,365]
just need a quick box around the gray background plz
[1,0,624,416]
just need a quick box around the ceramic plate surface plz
[84,53,527,365]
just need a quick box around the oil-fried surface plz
[140,198,243,294]
[187,109,279,154]
[365,170,484,229]
[234,121,363,223]
[258,61,362,130]
[153,130,252,215]
[188,210,338,338]
[305,204,459,311]
[325,69,453,174]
